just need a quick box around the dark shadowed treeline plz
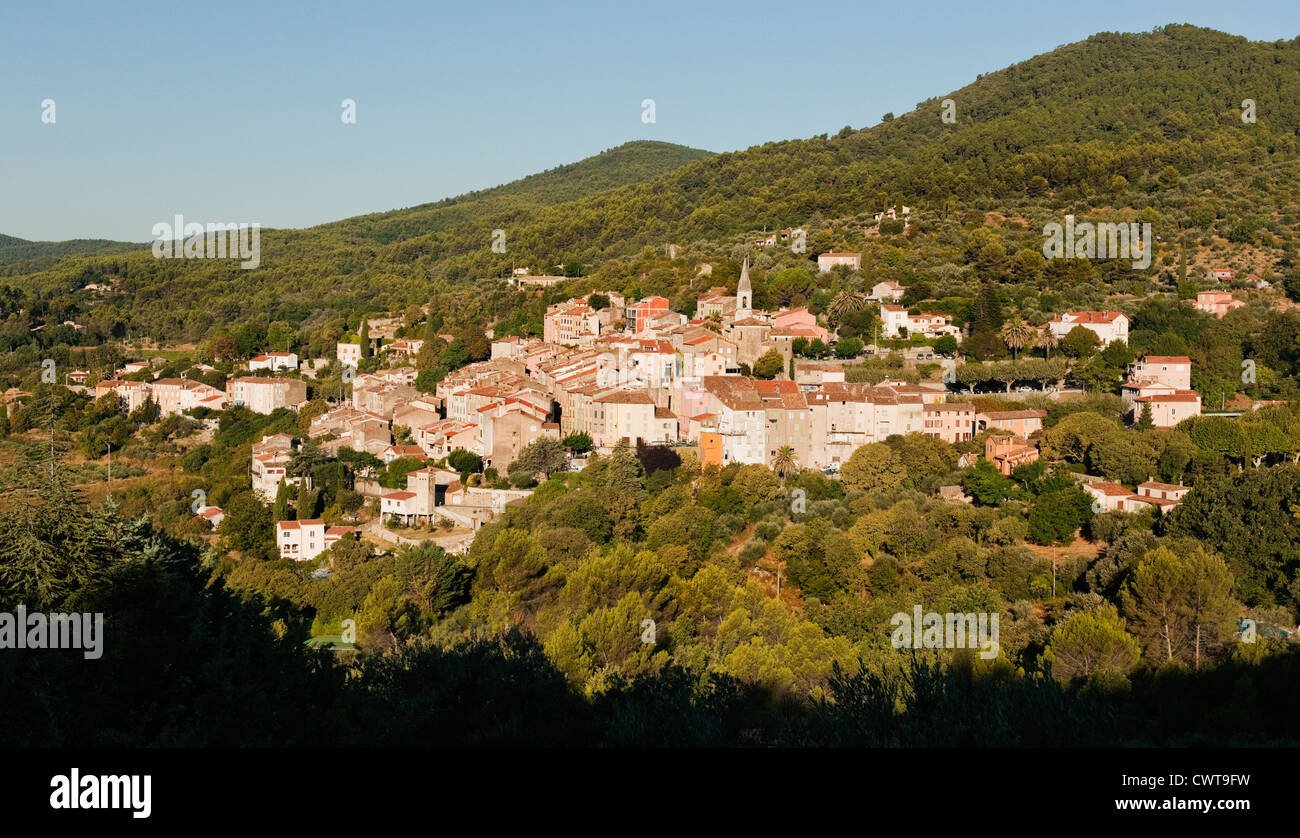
[2,444,1298,747]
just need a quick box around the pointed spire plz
[736,257,753,316]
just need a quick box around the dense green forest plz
[0,235,143,271]
[316,139,715,245]
[2,431,1299,746]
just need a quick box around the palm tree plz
[1000,316,1036,360]
[827,289,869,324]
[1039,328,1059,360]
[772,445,798,478]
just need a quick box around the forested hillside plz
[4,433,1300,747]
[0,235,142,270]
[3,24,1299,358]
[317,139,715,244]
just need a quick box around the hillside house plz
[1045,311,1129,346]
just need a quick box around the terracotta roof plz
[595,391,655,405]
[277,518,325,530]
[771,325,823,337]
[1139,481,1189,492]
[980,409,1047,419]
[702,376,808,411]
[1052,310,1125,324]
[803,381,880,405]
[230,376,298,385]
[1135,391,1200,403]
[1128,494,1180,507]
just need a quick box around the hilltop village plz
[31,255,1284,567]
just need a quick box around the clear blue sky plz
[2,0,1297,242]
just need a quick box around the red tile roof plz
[595,391,655,405]
[1135,391,1200,403]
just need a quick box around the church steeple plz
[736,257,752,316]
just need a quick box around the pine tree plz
[603,440,646,541]
[0,439,115,611]
[272,481,293,523]
[966,282,1006,359]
